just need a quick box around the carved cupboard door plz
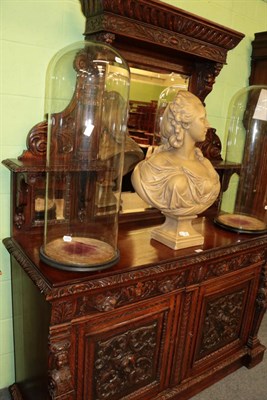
[72,294,178,400]
[181,264,261,380]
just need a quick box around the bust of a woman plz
[131,90,220,249]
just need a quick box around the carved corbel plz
[195,62,223,102]
[196,127,223,162]
[88,31,116,45]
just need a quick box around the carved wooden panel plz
[185,267,261,379]
[74,297,176,400]
[197,289,245,358]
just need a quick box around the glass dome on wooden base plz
[215,85,267,234]
[39,40,130,271]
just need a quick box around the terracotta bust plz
[131,90,220,249]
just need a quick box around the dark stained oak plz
[3,216,267,400]
[3,3,266,400]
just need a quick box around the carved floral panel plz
[196,289,245,360]
[92,322,158,399]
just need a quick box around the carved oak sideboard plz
[3,216,267,400]
[2,2,265,399]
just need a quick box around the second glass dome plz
[215,85,267,233]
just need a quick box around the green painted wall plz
[130,81,164,102]
[0,0,267,389]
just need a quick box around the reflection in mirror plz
[127,68,189,147]
[121,69,189,216]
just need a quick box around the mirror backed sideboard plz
[3,3,267,400]
[3,0,245,230]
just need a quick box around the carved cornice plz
[87,16,227,63]
[81,0,243,49]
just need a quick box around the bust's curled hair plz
[158,90,203,152]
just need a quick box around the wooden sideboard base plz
[4,217,267,400]
[243,343,266,369]
[8,344,266,400]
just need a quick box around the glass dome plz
[40,40,130,271]
[215,85,267,233]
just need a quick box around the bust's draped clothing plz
[132,151,220,216]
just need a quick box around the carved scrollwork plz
[93,322,158,399]
[195,251,264,283]
[197,128,222,162]
[19,120,47,161]
[51,301,76,325]
[158,272,186,293]
[54,116,74,155]
[78,272,186,315]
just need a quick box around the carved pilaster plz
[245,261,267,368]
[171,291,195,384]
[48,330,75,400]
